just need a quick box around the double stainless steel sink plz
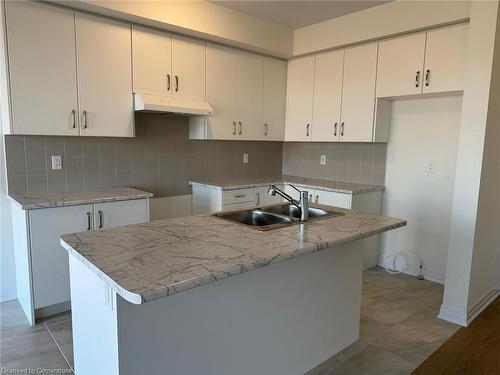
[213,203,344,231]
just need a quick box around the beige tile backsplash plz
[5,113,283,196]
[282,142,387,186]
[5,113,387,197]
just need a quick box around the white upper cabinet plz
[285,56,315,142]
[376,23,468,98]
[132,27,172,96]
[262,57,287,141]
[236,51,264,140]
[205,44,237,140]
[132,31,206,101]
[311,50,344,142]
[341,43,378,142]
[376,33,426,98]
[423,24,468,94]
[5,1,79,136]
[76,14,134,137]
[172,36,206,101]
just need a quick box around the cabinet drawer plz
[313,189,352,209]
[222,188,255,205]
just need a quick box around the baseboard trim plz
[376,261,445,285]
[438,304,467,326]
[35,300,71,321]
[467,287,500,325]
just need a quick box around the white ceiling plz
[211,0,390,29]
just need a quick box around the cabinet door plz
[423,24,468,94]
[312,50,344,142]
[237,51,264,140]
[93,199,149,230]
[172,36,206,101]
[341,43,378,142]
[5,1,78,136]
[285,56,315,141]
[376,33,426,98]
[29,204,93,309]
[132,27,172,96]
[314,190,352,209]
[206,44,237,140]
[76,14,134,137]
[262,58,287,141]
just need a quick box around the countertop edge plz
[60,238,143,305]
[61,219,406,305]
[189,179,384,195]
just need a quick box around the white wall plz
[149,195,192,221]
[52,0,293,58]
[440,1,499,327]
[293,0,470,56]
[380,95,463,284]
[467,2,500,313]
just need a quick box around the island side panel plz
[11,203,35,326]
[116,240,364,375]
[69,255,119,375]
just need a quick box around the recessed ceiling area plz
[210,1,391,29]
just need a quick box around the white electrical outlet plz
[320,155,327,165]
[51,155,62,170]
[243,153,249,164]
[425,160,436,174]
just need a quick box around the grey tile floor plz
[1,267,458,374]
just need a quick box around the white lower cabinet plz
[191,184,283,215]
[29,204,93,311]
[12,199,149,325]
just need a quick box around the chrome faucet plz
[268,184,309,222]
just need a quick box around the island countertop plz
[60,206,406,305]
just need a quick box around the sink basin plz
[262,204,344,220]
[215,209,293,230]
[213,204,345,231]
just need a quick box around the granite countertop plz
[9,187,153,210]
[60,206,406,305]
[189,175,384,194]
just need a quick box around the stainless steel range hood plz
[134,93,214,116]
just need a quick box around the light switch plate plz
[243,153,249,164]
[320,155,327,165]
[51,155,62,170]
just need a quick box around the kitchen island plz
[60,205,405,375]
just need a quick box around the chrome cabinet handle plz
[315,195,319,204]
[175,75,179,92]
[234,194,246,198]
[334,122,338,136]
[425,69,430,87]
[167,74,171,91]
[256,192,260,206]
[415,71,420,87]
[98,210,103,229]
[238,121,242,135]
[306,124,310,136]
[86,212,91,231]
[264,123,268,136]
[340,122,345,137]
[71,109,76,129]
[309,194,313,203]
[232,121,236,135]
[82,110,88,129]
